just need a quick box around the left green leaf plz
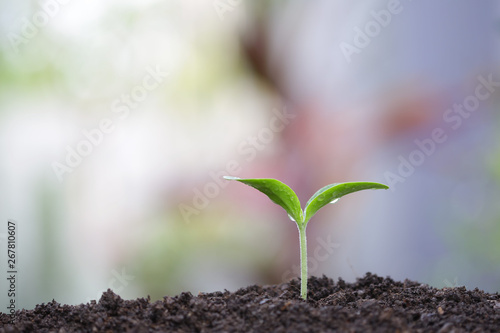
[224,177,304,224]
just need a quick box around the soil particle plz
[1,273,499,332]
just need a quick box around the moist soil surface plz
[1,273,499,332]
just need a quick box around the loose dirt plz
[1,273,499,332]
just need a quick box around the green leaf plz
[224,177,304,224]
[304,182,388,223]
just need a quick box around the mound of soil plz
[1,273,499,332]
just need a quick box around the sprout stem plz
[298,223,307,300]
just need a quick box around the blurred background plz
[1,0,499,310]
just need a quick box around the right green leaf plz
[303,182,388,223]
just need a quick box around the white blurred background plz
[0,0,499,310]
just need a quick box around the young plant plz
[223,176,389,300]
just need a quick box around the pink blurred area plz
[220,0,500,291]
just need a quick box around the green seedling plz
[223,176,388,300]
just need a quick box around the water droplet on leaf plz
[330,198,339,204]
[288,214,296,222]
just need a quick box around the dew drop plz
[288,214,296,222]
[330,198,340,204]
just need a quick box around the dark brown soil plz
[1,273,499,332]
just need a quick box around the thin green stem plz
[298,223,308,300]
